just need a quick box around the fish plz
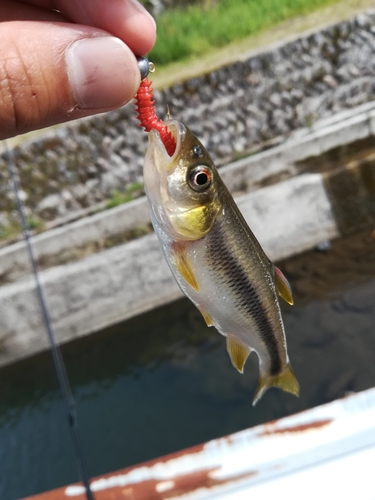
[143,119,299,404]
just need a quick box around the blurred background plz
[1,1,375,498]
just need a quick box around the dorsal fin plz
[274,266,294,305]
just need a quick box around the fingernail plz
[128,0,157,31]
[66,37,139,109]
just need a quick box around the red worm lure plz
[134,77,176,157]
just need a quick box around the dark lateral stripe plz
[209,223,282,376]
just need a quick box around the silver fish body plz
[144,120,299,404]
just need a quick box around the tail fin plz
[253,364,299,405]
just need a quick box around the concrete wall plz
[4,101,375,367]
[1,13,375,367]
[2,101,375,283]
[0,172,339,368]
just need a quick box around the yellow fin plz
[172,242,199,292]
[226,336,252,374]
[198,306,214,327]
[274,266,294,305]
[253,364,299,405]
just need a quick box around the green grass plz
[149,0,342,66]
[0,216,44,241]
[106,183,144,209]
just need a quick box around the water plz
[1,229,375,500]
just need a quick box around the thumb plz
[0,21,141,139]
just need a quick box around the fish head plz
[144,120,222,240]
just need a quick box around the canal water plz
[1,229,375,500]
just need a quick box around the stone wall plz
[1,11,375,234]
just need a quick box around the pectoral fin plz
[274,266,294,305]
[253,363,299,405]
[226,336,252,374]
[171,241,199,292]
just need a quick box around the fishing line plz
[4,141,95,500]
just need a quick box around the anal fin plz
[253,363,299,405]
[226,336,252,374]
[274,266,294,305]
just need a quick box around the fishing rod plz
[4,141,95,500]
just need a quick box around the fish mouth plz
[148,119,185,172]
[143,119,186,222]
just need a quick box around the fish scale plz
[202,201,283,376]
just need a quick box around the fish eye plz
[188,165,212,192]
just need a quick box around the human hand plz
[0,0,156,140]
